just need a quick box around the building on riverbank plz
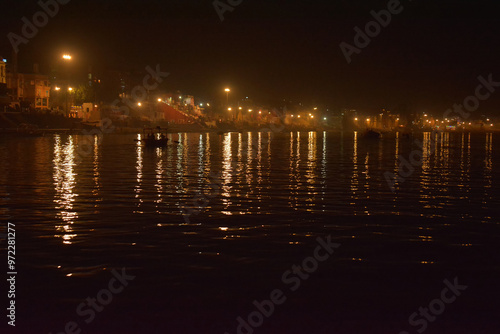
[6,64,51,111]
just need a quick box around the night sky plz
[1,0,499,113]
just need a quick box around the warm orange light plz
[225,88,230,92]
[62,54,72,60]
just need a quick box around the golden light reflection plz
[288,132,302,209]
[305,131,318,211]
[134,134,143,212]
[92,135,101,207]
[204,133,211,175]
[419,132,432,207]
[321,132,327,204]
[53,135,78,244]
[154,147,164,210]
[254,132,264,204]
[350,131,359,206]
[391,132,400,199]
[222,133,233,210]
[246,132,253,188]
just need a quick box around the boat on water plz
[136,127,172,147]
[362,129,381,139]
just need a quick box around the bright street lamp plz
[224,88,230,105]
[61,54,73,116]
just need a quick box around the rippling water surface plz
[1,131,500,334]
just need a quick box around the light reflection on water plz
[52,135,78,244]
[2,131,499,250]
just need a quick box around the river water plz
[1,131,499,333]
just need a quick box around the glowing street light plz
[61,54,73,116]
[248,109,253,112]
[228,107,232,111]
[137,102,142,107]
[55,86,61,91]
[224,88,230,105]
[157,98,162,102]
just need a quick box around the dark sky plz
[1,0,500,113]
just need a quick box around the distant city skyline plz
[1,0,499,113]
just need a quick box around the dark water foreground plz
[1,131,499,334]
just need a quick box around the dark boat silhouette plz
[135,127,178,147]
[363,129,381,139]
